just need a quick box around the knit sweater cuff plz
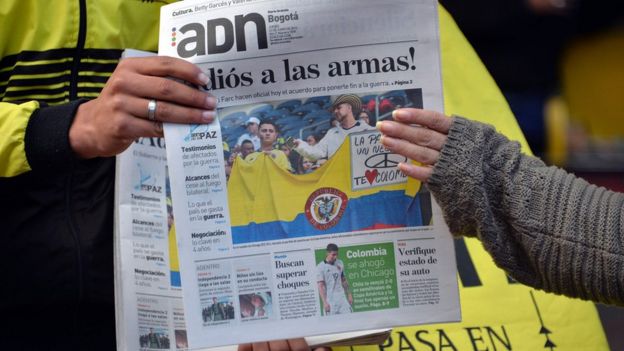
[427,116,489,237]
[24,99,87,172]
[427,116,471,187]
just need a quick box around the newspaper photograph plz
[146,0,460,348]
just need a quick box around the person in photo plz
[316,243,353,315]
[294,94,375,161]
[251,292,272,317]
[208,297,226,321]
[245,120,294,172]
[236,116,262,151]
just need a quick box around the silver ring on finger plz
[147,99,157,121]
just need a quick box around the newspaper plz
[116,0,460,349]
[115,50,392,351]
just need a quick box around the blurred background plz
[439,0,624,349]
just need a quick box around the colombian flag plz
[228,141,429,244]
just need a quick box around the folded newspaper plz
[115,0,460,349]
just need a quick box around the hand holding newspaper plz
[115,0,459,349]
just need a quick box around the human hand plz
[69,56,216,159]
[347,293,353,305]
[323,301,331,313]
[238,338,314,351]
[376,109,452,182]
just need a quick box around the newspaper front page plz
[114,52,391,351]
[117,131,394,351]
[124,0,461,348]
[115,135,183,349]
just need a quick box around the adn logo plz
[175,13,268,58]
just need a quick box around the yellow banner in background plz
[338,7,609,351]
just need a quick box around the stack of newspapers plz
[114,0,460,350]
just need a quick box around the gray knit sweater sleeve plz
[427,116,624,306]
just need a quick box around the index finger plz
[286,338,309,351]
[392,108,452,134]
[123,56,210,87]
[266,339,290,351]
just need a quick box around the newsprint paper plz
[115,0,460,349]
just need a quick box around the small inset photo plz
[239,292,273,319]
[139,327,170,349]
[174,329,188,350]
[201,296,235,323]
[315,242,398,315]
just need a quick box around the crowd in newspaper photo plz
[218,89,432,244]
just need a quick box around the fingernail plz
[378,121,394,133]
[205,96,217,108]
[398,162,412,174]
[202,110,215,122]
[375,121,392,133]
[198,72,210,86]
[380,135,396,147]
[393,109,408,120]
